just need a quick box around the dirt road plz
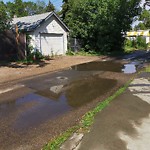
[0,56,101,84]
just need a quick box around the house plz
[12,12,69,56]
[126,30,150,44]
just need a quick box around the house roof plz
[127,30,150,37]
[12,12,69,32]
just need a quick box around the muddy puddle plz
[71,61,142,74]
[0,76,117,132]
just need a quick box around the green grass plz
[145,66,150,72]
[43,80,131,150]
[66,50,102,56]
[43,126,79,150]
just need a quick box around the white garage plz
[13,12,69,56]
[40,33,64,56]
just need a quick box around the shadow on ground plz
[79,89,150,150]
[0,60,50,68]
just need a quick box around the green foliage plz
[124,36,148,51]
[61,0,141,53]
[45,0,55,12]
[27,51,44,61]
[24,1,38,15]
[60,0,69,21]
[125,39,133,47]
[135,9,150,30]
[6,0,27,17]
[136,36,147,48]
[66,49,101,56]
[6,0,56,17]
[26,34,44,62]
[0,1,11,32]
[43,126,79,150]
[134,22,147,30]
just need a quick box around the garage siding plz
[29,15,68,56]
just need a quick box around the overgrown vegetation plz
[66,49,102,56]
[61,0,141,53]
[0,1,11,32]
[134,9,150,30]
[124,36,148,51]
[43,80,131,150]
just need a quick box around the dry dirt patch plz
[0,56,102,84]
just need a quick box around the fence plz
[0,30,26,61]
[69,37,81,52]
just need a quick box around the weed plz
[43,126,79,150]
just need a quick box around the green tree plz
[64,0,141,52]
[6,0,49,17]
[35,0,46,14]
[45,0,55,12]
[6,0,27,17]
[139,9,150,28]
[61,0,69,21]
[24,1,37,15]
[0,1,11,32]
[134,22,147,30]
[134,9,150,30]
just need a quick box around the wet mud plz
[0,76,117,133]
[71,61,141,74]
[0,59,143,149]
[65,77,117,107]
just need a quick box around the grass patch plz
[145,66,150,72]
[43,126,79,150]
[66,50,102,56]
[43,80,131,150]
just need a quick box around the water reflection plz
[71,61,123,72]
[0,76,117,131]
[71,61,142,74]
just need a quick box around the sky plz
[2,0,63,10]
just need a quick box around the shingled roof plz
[12,12,69,32]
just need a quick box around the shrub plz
[124,36,148,51]
[27,50,44,61]
[125,39,133,47]
[136,36,147,49]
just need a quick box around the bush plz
[136,36,147,49]
[125,39,133,47]
[124,36,148,51]
[27,50,44,61]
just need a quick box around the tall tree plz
[6,0,27,17]
[139,9,150,29]
[14,0,27,17]
[0,1,11,32]
[24,1,37,15]
[61,0,69,21]
[45,0,55,12]
[134,5,150,30]
[35,0,46,14]
[64,0,141,52]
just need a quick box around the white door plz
[40,34,64,56]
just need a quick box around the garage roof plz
[12,12,69,32]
